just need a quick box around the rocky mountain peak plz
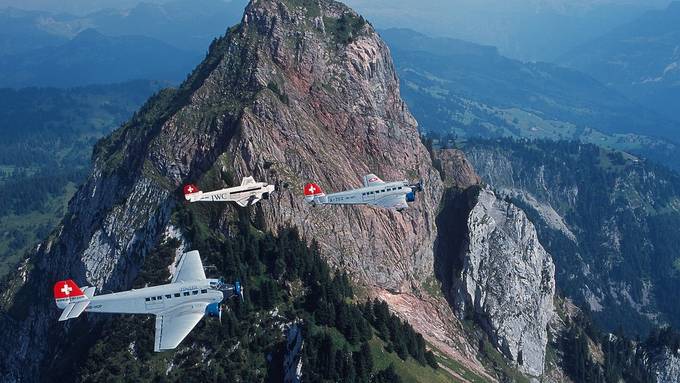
[0,1,443,379]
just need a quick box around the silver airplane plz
[183,176,275,206]
[303,173,423,211]
[54,250,243,352]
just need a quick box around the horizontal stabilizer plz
[58,300,89,321]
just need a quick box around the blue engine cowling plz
[206,302,221,318]
[234,281,241,297]
[406,191,416,202]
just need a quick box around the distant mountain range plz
[0,0,247,52]
[347,0,671,61]
[559,1,680,125]
[80,0,248,52]
[382,28,680,169]
[0,0,247,87]
[0,29,200,87]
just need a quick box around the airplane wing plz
[154,302,207,352]
[363,173,385,188]
[171,250,206,283]
[234,194,261,207]
[58,300,89,321]
[241,176,256,186]
[378,194,409,210]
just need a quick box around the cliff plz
[464,139,680,336]
[454,187,555,377]
[433,150,557,378]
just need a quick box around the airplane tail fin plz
[54,279,91,321]
[183,184,201,200]
[303,183,326,204]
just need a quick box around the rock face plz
[464,139,680,335]
[0,0,441,380]
[454,187,556,377]
[650,348,680,383]
[227,0,443,290]
[436,149,481,190]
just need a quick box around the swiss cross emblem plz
[187,186,194,193]
[308,185,316,194]
[61,283,73,296]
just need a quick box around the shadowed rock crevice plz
[433,185,480,310]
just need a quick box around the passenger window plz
[157,296,162,300]
[174,293,180,298]
[183,292,190,296]
[201,289,208,294]
[145,298,150,302]
[381,190,385,193]
[192,290,199,295]
[151,297,156,301]
[165,294,171,299]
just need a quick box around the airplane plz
[303,173,423,211]
[183,176,275,207]
[54,250,243,352]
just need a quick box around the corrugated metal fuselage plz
[85,279,223,315]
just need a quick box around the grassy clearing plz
[369,337,488,383]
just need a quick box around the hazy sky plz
[1,0,671,15]
[1,0,674,60]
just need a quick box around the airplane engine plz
[234,281,244,301]
[205,302,222,322]
[406,191,416,202]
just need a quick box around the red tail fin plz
[54,279,84,303]
[304,183,323,196]
[183,184,200,196]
